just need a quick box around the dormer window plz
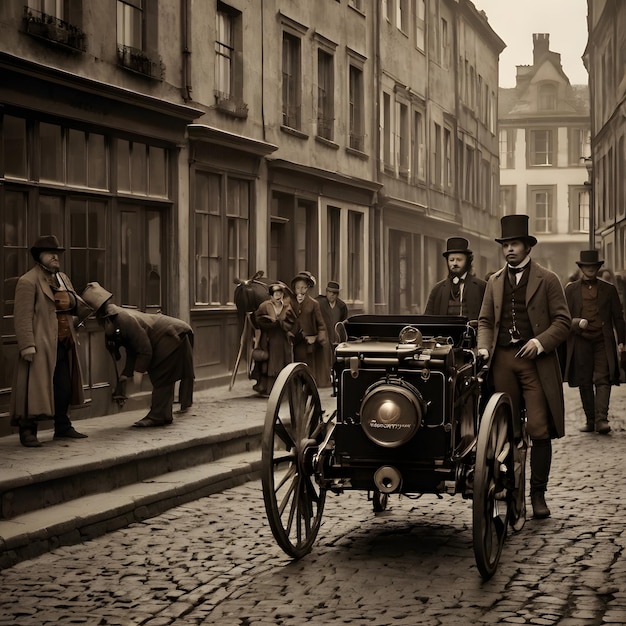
[538,84,557,111]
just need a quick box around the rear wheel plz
[261,363,327,558]
[473,392,515,580]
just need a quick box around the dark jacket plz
[478,260,571,438]
[424,274,486,320]
[564,278,626,386]
[315,295,348,343]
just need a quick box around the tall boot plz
[530,438,552,519]
[594,383,611,434]
[578,386,595,432]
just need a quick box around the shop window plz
[69,198,107,293]
[194,171,250,306]
[3,115,28,179]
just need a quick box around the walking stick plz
[230,313,251,390]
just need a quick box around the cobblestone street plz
[1,386,625,626]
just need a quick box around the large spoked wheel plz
[261,363,327,559]
[473,392,516,580]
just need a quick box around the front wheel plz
[261,363,327,559]
[473,392,515,580]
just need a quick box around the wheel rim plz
[261,363,326,558]
[473,393,515,579]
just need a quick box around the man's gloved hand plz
[477,348,489,360]
[20,347,36,362]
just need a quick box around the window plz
[444,127,452,188]
[414,0,425,50]
[317,49,334,141]
[382,92,393,167]
[3,115,28,179]
[440,18,449,68]
[215,8,233,97]
[398,102,409,176]
[349,64,364,151]
[570,186,589,233]
[538,84,557,111]
[432,123,442,186]
[347,211,363,301]
[530,186,555,233]
[500,186,516,215]
[465,145,475,203]
[499,128,515,169]
[194,172,250,305]
[382,0,392,22]
[33,0,64,20]
[117,0,143,50]
[568,128,591,165]
[327,206,341,284]
[389,230,421,314]
[117,140,167,197]
[529,129,554,166]
[396,0,409,32]
[282,32,301,129]
[348,0,364,10]
[412,109,425,182]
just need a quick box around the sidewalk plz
[0,381,337,569]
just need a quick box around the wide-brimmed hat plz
[443,237,472,258]
[30,235,65,261]
[325,281,340,292]
[81,282,114,314]
[291,271,316,289]
[576,249,604,267]
[495,215,538,247]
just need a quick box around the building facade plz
[0,0,504,432]
[584,0,626,279]
[499,33,590,284]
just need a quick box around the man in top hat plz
[478,215,571,520]
[563,250,626,434]
[81,282,195,427]
[425,237,486,320]
[10,235,91,446]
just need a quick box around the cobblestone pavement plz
[1,386,625,626]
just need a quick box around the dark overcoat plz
[478,260,571,438]
[105,305,193,388]
[292,295,331,387]
[10,266,88,420]
[564,278,626,386]
[315,295,348,343]
[424,275,486,320]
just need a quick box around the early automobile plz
[261,314,527,579]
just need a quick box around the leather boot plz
[19,425,42,448]
[578,387,595,432]
[595,384,611,434]
[530,438,551,519]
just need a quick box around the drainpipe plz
[181,0,192,102]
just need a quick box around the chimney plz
[533,33,550,64]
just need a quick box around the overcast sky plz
[473,0,589,87]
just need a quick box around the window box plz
[117,45,164,81]
[213,91,249,119]
[23,7,86,52]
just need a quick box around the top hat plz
[30,235,65,261]
[495,215,538,247]
[81,282,114,314]
[325,281,341,292]
[291,271,316,289]
[576,249,604,267]
[442,237,472,257]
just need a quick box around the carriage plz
[260,314,528,579]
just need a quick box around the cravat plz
[451,276,463,299]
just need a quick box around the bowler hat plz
[291,271,316,289]
[576,249,604,267]
[81,282,114,314]
[443,237,472,257]
[30,235,65,261]
[326,281,341,292]
[495,215,538,247]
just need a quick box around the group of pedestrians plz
[250,272,348,396]
[426,214,626,520]
[11,235,195,448]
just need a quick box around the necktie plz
[508,265,524,286]
[451,276,462,299]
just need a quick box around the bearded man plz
[424,237,486,320]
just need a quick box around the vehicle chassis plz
[261,314,527,579]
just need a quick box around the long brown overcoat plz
[478,260,571,438]
[10,265,88,420]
